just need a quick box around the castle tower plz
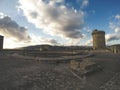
[0,35,4,50]
[92,29,106,49]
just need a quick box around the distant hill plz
[18,44,53,51]
[17,44,93,51]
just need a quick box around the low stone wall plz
[69,60,102,76]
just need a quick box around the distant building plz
[0,35,4,50]
[110,44,120,53]
[92,29,106,49]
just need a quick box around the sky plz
[0,0,120,48]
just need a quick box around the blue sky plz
[0,0,120,48]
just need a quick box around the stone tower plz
[0,35,4,50]
[92,29,106,49]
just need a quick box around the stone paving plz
[99,72,120,90]
[0,52,120,90]
[4,65,86,90]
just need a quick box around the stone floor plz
[0,52,120,90]
[99,72,120,90]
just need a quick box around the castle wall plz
[110,45,120,53]
[0,35,4,50]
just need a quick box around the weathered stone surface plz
[92,29,106,50]
[110,44,120,53]
[70,60,102,76]
[0,52,120,90]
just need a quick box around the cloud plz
[0,13,59,48]
[109,22,120,33]
[106,14,120,43]
[0,15,31,42]
[81,0,89,9]
[105,33,120,43]
[85,39,92,46]
[4,33,59,49]
[115,14,120,20]
[0,12,7,18]
[114,27,120,33]
[18,0,86,40]
[30,34,59,46]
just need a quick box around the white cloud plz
[85,39,92,46]
[30,34,59,46]
[18,0,85,40]
[109,22,116,30]
[106,14,120,43]
[0,12,7,18]
[114,27,120,33]
[3,38,29,49]
[81,0,89,9]
[83,27,91,33]
[0,13,59,48]
[115,14,120,20]
[3,34,59,49]
[49,0,64,5]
